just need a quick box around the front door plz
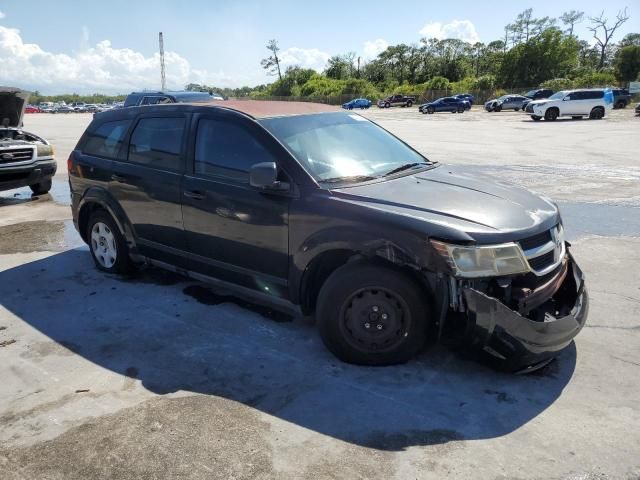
[182,113,290,299]
[110,114,188,263]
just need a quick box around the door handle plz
[183,190,205,200]
[111,174,127,183]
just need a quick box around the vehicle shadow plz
[0,249,577,451]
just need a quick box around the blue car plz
[453,93,474,107]
[418,97,469,114]
[342,98,372,110]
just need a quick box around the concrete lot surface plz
[1,109,639,479]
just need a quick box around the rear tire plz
[87,211,134,274]
[407,101,413,108]
[615,101,625,109]
[316,262,429,365]
[494,105,502,112]
[457,106,464,113]
[29,179,52,195]
[589,107,604,120]
[384,102,390,108]
[544,108,558,121]
[515,107,520,112]
[531,115,542,121]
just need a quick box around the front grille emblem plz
[1,153,14,161]
[551,225,564,263]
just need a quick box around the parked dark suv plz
[69,101,588,371]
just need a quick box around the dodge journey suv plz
[69,101,588,371]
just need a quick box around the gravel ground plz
[1,108,639,480]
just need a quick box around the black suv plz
[521,88,553,110]
[612,88,632,109]
[69,101,588,370]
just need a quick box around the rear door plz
[181,112,290,297]
[109,113,188,264]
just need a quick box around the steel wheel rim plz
[91,222,117,268]
[339,287,411,353]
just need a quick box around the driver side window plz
[195,118,276,182]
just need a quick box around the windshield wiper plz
[383,162,430,177]
[320,175,378,184]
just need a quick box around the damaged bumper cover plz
[463,252,588,369]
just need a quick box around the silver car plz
[485,95,529,112]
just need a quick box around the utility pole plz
[159,32,167,91]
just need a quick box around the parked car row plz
[26,102,124,114]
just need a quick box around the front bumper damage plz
[459,251,588,371]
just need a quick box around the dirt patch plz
[0,395,275,480]
[0,220,79,253]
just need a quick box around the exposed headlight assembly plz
[430,240,530,278]
[36,144,54,157]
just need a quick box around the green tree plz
[260,39,283,81]
[560,10,584,37]
[614,45,640,82]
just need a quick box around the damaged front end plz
[432,231,588,371]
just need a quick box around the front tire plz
[29,179,52,195]
[384,102,390,108]
[494,105,502,112]
[316,262,429,365]
[544,108,558,121]
[427,106,435,114]
[87,211,134,274]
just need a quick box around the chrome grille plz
[519,225,565,276]
[0,148,34,164]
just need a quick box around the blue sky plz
[1,0,638,93]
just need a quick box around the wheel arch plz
[77,188,137,251]
[298,243,434,316]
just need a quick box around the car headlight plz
[430,240,530,278]
[36,144,54,157]
[534,102,546,108]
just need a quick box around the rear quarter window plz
[82,119,132,159]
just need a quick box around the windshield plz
[497,95,509,101]
[548,91,567,100]
[260,112,433,183]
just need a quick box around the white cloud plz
[0,25,240,94]
[278,47,330,72]
[419,20,480,44]
[0,11,6,19]
[363,39,388,59]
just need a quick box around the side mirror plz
[250,162,289,191]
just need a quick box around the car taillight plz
[67,154,75,174]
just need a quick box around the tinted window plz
[83,120,131,159]
[195,118,275,180]
[141,96,172,105]
[568,92,584,100]
[584,90,604,100]
[128,117,185,171]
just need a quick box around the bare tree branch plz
[588,8,630,69]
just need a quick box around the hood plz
[527,99,548,106]
[331,165,558,239]
[0,87,31,128]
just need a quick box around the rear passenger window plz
[195,119,275,181]
[83,120,131,159]
[128,117,185,171]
